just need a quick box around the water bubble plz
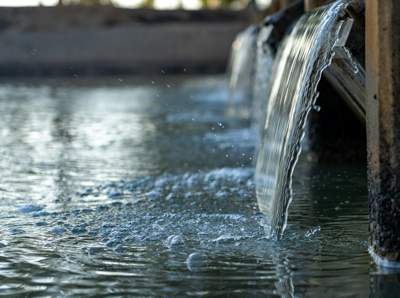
[51,226,66,236]
[186,252,206,272]
[18,204,44,214]
[107,188,122,199]
[165,235,184,249]
[146,190,161,200]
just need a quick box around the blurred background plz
[0,0,274,77]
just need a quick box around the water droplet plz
[305,226,321,238]
[313,104,321,112]
[186,252,206,272]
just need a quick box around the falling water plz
[227,26,258,119]
[252,24,275,144]
[255,0,352,238]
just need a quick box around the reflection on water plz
[0,75,387,296]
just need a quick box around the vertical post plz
[304,0,329,11]
[366,0,400,265]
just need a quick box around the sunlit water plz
[0,75,386,296]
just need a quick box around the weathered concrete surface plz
[366,0,400,263]
[0,7,250,76]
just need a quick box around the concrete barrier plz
[0,7,250,76]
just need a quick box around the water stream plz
[255,1,352,238]
[227,26,258,120]
[252,24,275,144]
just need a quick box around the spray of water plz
[255,0,352,239]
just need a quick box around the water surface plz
[0,76,389,296]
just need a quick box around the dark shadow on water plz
[370,267,400,298]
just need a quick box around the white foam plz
[369,246,400,269]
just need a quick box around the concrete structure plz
[0,23,246,76]
[0,7,250,76]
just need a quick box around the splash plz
[255,1,352,238]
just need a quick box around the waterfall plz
[255,0,352,239]
[252,25,275,145]
[227,26,258,119]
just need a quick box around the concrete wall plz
[0,7,250,76]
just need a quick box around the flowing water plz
[0,75,392,297]
[227,26,258,119]
[256,1,352,238]
[0,1,394,294]
[252,24,275,144]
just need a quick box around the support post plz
[366,0,400,265]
